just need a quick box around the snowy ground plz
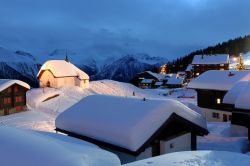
[0,79,249,156]
[124,151,250,166]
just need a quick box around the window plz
[229,115,232,121]
[15,96,23,103]
[216,98,221,104]
[14,86,18,92]
[3,97,11,105]
[220,64,224,67]
[196,73,200,76]
[170,143,175,149]
[212,112,220,119]
[15,106,23,112]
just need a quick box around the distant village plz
[1,51,250,165]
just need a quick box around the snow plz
[141,79,154,83]
[37,60,89,79]
[0,79,30,92]
[185,64,192,71]
[56,95,207,152]
[192,54,229,65]
[27,88,61,108]
[223,80,250,109]
[235,81,250,110]
[197,122,249,153]
[0,126,120,166]
[124,150,250,166]
[155,81,163,86]
[167,75,184,85]
[222,81,248,105]
[145,71,170,81]
[188,70,250,91]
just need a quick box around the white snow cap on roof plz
[56,95,207,152]
[167,75,184,85]
[223,81,248,105]
[188,70,250,91]
[0,79,30,92]
[141,79,154,84]
[37,60,89,80]
[192,54,229,65]
[185,64,192,71]
[0,127,120,166]
[223,80,250,109]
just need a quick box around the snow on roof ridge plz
[37,60,89,79]
[188,70,250,91]
[192,54,229,65]
[55,94,207,152]
[0,79,30,92]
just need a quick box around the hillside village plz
[1,51,250,165]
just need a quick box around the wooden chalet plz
[130,71,169,88]
[55,95,208,164]
[0,79,30,116]
[188,70,250,122]
[191,54,230,77]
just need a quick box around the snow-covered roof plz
[192,54,229,65]
[141,79,154,84]
[185,64,192,71]
[124,151,250,166]
[0,79,30,92]
[56,95,207,152]
[155,82,163,86]
[188,70,250,91]
[225,81,250,110]
[167,75,184,85]
[0,127,120,166]
[223,81,248,105]
[145,71,169,81]
[37,60,89,80]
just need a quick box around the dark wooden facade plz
[196,89,229,110]
[231,111,250,141]
[0,84,28,116]
[130,72,159,87]
[193,64,229,77]
[56,113,208,163]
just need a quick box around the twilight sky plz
[0,0,250,60]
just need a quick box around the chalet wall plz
[160,132,191,154]
[201,108,232,122]
[39,70,57,87]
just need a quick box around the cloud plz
[0,0,250,59]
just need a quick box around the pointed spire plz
[65,49,69,62]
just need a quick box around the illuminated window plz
[216,98,221,104]
[3,97,11,105]
[220,64,224,67]
[15,96,23,103]
[196,73,200,76]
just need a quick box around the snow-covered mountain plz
[0,47,40,87]
[0,47,167,86]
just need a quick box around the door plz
[4,108,9,115]
[223,114,227,122]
